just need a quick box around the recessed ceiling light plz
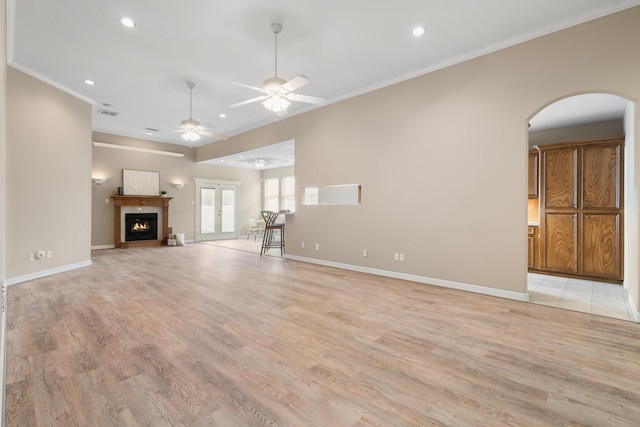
[412,26,426,37]
[84,79,95,85]
[219,113,227,118]
[120,17,135,28]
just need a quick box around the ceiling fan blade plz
[230,95,269,108]
[286,93,328,105]
[282,75,309,92]
[230,81,268,93]
[198,129,228,140]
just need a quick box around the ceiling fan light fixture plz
[120,17,136,28]
[412,26,426,37]
[181,131,201,142]
[263,96,290,113]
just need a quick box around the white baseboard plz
[91,244,115,250]
[284,255,529,302]
[5,260,92,286]
[626,292,640,322]
[0,285,6,425]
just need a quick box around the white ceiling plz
[529,93,629,131]
[201,139,295,170]
[7,0,638,169]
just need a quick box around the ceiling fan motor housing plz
[263,76,287,94]
[181,118,200,129]
[270,23,282,34]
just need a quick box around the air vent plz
[145,127,159,132]
[97,109,120,117]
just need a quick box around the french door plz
[194,178,239,241]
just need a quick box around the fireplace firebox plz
[125,213,158,241]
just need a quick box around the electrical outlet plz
[399,253,405,261]
[29,253,35,262]
[301,241,305,248]
[315,243,320,251]
[363,249,368,257]
[105,198,109,204]
[394,252,399,261]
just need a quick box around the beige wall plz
[1,0,7,283]
[1,0,8,409]
[197,7,640,299]
[91,132,262,246]
[262,165,294,180]
[6,68,92,280]
[624,102,639,314]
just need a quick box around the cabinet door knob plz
[585,215,591,219]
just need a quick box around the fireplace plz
[111,195,171,248]
[125,213,158,242]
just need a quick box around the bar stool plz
[260,210,285,256]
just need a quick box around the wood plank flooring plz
[5,244,640,426]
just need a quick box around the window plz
[264,178,280,212]
[281,176,295,212]
[263,176,295,212]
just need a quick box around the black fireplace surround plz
[124,213,158,241]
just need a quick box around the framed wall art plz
[122,169,160,196]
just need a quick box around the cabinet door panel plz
[582,145,621,209]
[583,213,620,278]
[528,151,539,199]
[544,149,577,208]
[544,213,577,273]
[528,234,535,269]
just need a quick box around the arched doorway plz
[526,93,636,321]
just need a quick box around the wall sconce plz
[92,178,106,185]
[173,182,184,189]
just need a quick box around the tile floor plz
[528,272,635,321]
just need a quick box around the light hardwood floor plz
[5,244,640,426]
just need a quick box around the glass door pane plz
[200,187,216,235]
[220,187,236,233]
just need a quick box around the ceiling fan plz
[230,23,327,114]
[237,157,289,169]
[172,81,227,145]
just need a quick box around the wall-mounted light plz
[92,178,106,185]
[173,182,184,189]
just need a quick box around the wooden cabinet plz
[528,225,540,270]
[538,138,623,282]
[582,213,621,277]
[543,148,577,208]
[528,150,539,199]
[543,213,577,274]
[582,144,621,209]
